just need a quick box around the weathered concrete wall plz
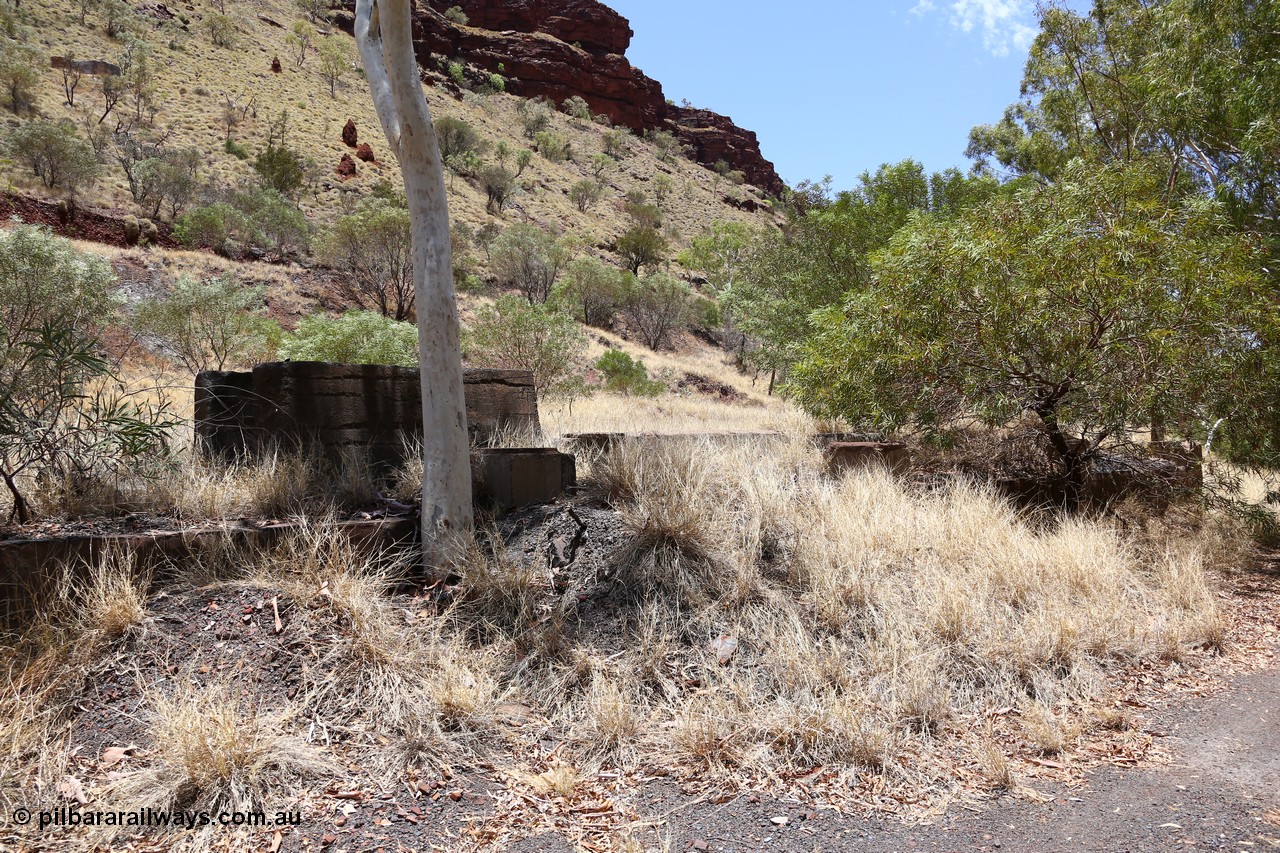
[0,518,418,629]
[194,363,540,469]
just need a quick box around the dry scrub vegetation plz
[1,434,1251,849]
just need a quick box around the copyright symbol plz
[12,808,30,825]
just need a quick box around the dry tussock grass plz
[105,680,330,819]
[564,436,1226,786]
[0,434,1249,835]
[0,550,151,813]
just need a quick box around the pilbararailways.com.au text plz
[12,806,303,831]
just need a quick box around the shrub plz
[443,5,468,24]
[5,121,101,195]
[615,225,667,275]
[595,350,663,397]
[279,310,418,367]
[253,144,306,197]
[174,202,251,254]
[553,256,630,327]
[236,188,310,256]
[434,115,483,161]
[316,198,415,321]
[625,200,662,229]
[0,225,173,523]
[534,131,570,163]
[651,174,675,208]
[620,272,695,351]
[490,224,576,304]
[447,61,465,86]
[318,35,350,97]
[484,73,505,94]
[589,152,612,181]
[561,96,591,121]
[224,137,249,159]
[0,41,40,113]
[205,13,238,48]
[465,296,586,395]
[479,164,517,214]
[602,129,630,159]
[131,274,280,374]
[515,148,533,176]
[518,98,552,138]
[569,179,603,212]
[132,147,201,219]
[646,129,682,163]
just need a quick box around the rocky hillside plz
[394,0,786,195]
[0,0,782,248]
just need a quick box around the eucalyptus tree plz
[355,0,471,565]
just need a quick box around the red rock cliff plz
[336,0,784,196]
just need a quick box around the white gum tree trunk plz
[354,0,473,567]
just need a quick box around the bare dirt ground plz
[619,663,1280,853]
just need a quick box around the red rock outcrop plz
[335,0,783,196]
[336,153,357,179]
[436,0,632,55]
[342,119,358,148]
[355,142,375,162]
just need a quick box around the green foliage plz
[175,189,309,257]
[602,129,630,159]
[253,144,306,197]
[484,73,505,94]
[594,349,663,397]
[316,198,414,321]
[443,5,468,25]
[561,95,591,122]
[678,220,758,296]
[317,36,350,97]
[132,147,201,219]
[619,272,694,351]
[969,0,1280,255]
[131,274,280,374]
[615,225,667,275]
[533,130,570,162]
[651,174,675,208]
[205,13,238,48]
[552,257,630,327]
[645,129,682,163]
[0,39,40,113]
[729,160,997,372]
[280,310,418,367]
[223,137,249,159]
[465,296,586,396]
[434,115,484,161]
[589,152,612,181]
[518,98,552,138]
[515,148,533,176]
[447,61,465,86]
[479,164,517,214]
[490,224,577,304]
[5,120,101,195]
[236,188,310,255]
[286,20,313,67]
[0,225,172,524]
[624,200,661,229]
[791,161,1272,489]
[569,178,603,212]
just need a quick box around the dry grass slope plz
[1,435,1250,850]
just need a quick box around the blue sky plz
[607,0,1063,192]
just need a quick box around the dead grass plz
[103,679,331,823]
[0,434,1257,847]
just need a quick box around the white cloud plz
[915,0,1038,57]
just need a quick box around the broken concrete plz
[472,448,576,511]
[194,363,540,470]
